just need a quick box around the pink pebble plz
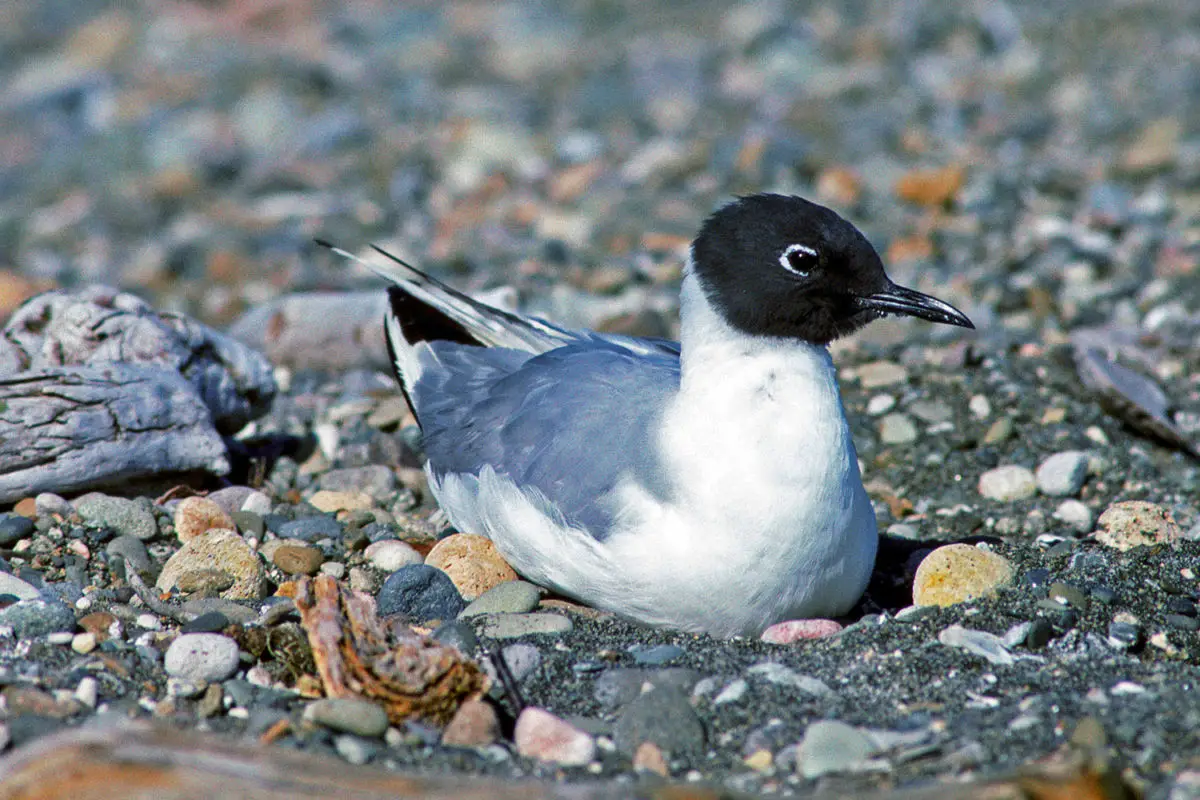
[760,619,843,643]
[514,707,596,766]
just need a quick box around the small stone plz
[78,611,119,641]
[0,573,40,601]
[459,580,542,618]
[913,544,1014,607]
[239,491,272,516]
[173,497,235,544]
[1035,452,1090,497]
[35,493,73,518]
[318,465,396,499]
[879,413,918,444]
[744,748,773,772]
[982,417,1014,444]
[304,697,390,738]
[308,490,374,514]
[1053,500,1095,533]
[712,678,748,706]
[1107,620,1142,650]
[1048,582,1089,609]
[515,707,595,766]
[164,634,240,682]
[71,632,97,654]
[271,543,324,576]
[760,619,843,643]
[363,540,423,572]
[334,735,379,765]
[856,361,908,388]
[866,394,896,416]
[614,687,705,760]
[376,564,465,622]
[1095,501,1183,551]
[746,663,833,697]
[0,600,76,639]
[278,515,343,542]
[795,719,877,779]
[442,698,501,748]
[938,624,1015,666]
[229,511,265,538]
[498,643,541,683]
[1167,614,1200,632]
[978,465,1037,502]
[425,534,518,600]
[1025,617,1055,649]
[76,495,156,541]
[908,399,953,424]
[475,612,572,639]
[157,529,269,600]
[174,569,236,595]
[629,644,683,666]
[969,395,991,419]
[75,676,99,708]
[204,486,257,517]
[180,611,231,634]
[105,535,152,574]
[0,514,34,547]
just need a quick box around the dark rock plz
[278,515,343,542]
[377,564,465,622]
[0,514,35,547]
[613,686,705,761]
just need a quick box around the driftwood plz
[228,291,390,372]
[0,286,276,502]
[0,723,1135,800]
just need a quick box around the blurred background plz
[2,0,1199,345]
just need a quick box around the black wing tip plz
[386,285,481,349]
[313,237,335,249]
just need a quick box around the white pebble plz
[164,633,241,683]
[866,394,896,416]
[968,395,991,419]
[1035,451,1089,497]
[1054,500,1095,533]
[364,539,423,572]
[75,676,99,708]
[978,465,1037,502]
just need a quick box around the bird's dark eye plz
[779,243,818,277]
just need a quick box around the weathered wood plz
[0,723,1131,800]
[0,364,228,502]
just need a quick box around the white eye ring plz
[780,243,818,277]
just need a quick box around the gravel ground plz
[2,0,1200,797]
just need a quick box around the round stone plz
[1035,451,1090,497]
[515,707,595,766]
[376,564,465,622]
[308,490,374,514]
[1095,501,1183,551]
[278,515,343,542]
[458,580,542,618]
[271,542,324,576]
[978,465,1037,502]
[174,497,236,544]
[303,697,390,737]
[0,514,35,547]
[913,544,1015,607]
[879,413,918,445]
[0,599,76,639]
[425,534,518,600]
[1053,500,1095,533]
[157,529,268,600]
[442,697,501,748]
[796,719,877,779]
[475,612,572,639]
[164,633,241,682]
[363,539,423,572]
[0,572,40,601]
[76,495,157,541]
[760,619,843,643]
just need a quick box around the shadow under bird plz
[320,193,974,637]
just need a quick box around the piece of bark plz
[281,575,488,725]
[0,364,229,502]
[228,291,390,371]
[2,285,275,434]
[0,723,1135,800]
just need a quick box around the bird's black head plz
[690,194,973,345]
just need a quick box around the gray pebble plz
[500,643,542,682]
[334,734,380,765]
[377,564,465,622]
[795,719,878,779]
[319,465,396,499]
[879,413,918,445]
[475,612,572,639]
[1107,620,1141,649]
[205,486,257,516]
[0,514,34,547]
[614,686,705,759]
[1035,451,1090,497]
[594,668,702,710]
[105,535,152,574]
[278,515,343,542]
[712,678,748,706]
[746,662,833,697]
[432,620,479,656]
[34,493,73,518]
[908,399,953,424]
[0,573,39,601]
[937,624,1015,666]
[0,599,76,638]
[458,580,541,618]
[76,495,157,541]
[978,465,1037,502]
[629,644,683,665]
[304,697,390,738]
[164,633,241,682]
[230,511,265,538]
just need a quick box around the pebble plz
[913,544,1014,607]
[856,361,908,388]
[879,413,918,444]
[34,493,73,518]
[334,735,379,766]
[614,686,705,761]
[278,515,344,542]
[760,618,843,643]
[303,697,390,738]
[442,697,501,748]
[230,511,265,538]
[0,600,76,639]
[318,465,396,499]
[239,491,272,516]
[376,564,465,622]
[977,465,1037,502]
[425,534,519,600]
[1095,501,1183,551]
[71,632,97,654]
[308,490,374,514]
[629,644,683,666]
[1053,500,1095,533]
[173,497,236,543]
[594,668,703,710]
[163,633,241,682]
[746,663,834,697]
[982,417,1014,444]
[0,573,40,601]
[938,624,1016,666]
[271,542,324,576]
[795,719,878,779]
[1035,451,1090,497]
[866,394,896,416]
[363,540,423,572]
[475,612,572,639]
[180,611,230,634]
[968,395,991,419]
[156,529,269,600]
[908,399,953,424]
[0,514,34,547]
[458,580,542,618]
[1166,614,1200,632]
[514,707,596,766]
[713,679,748,706]
[104,535,152,574]
[203,486,257,516]
[499,643,542,682]
[75,495,157,541]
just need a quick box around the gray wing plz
[412,339,680,540]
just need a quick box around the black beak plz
[855,283,974,329]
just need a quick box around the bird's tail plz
[314,240,575,389]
